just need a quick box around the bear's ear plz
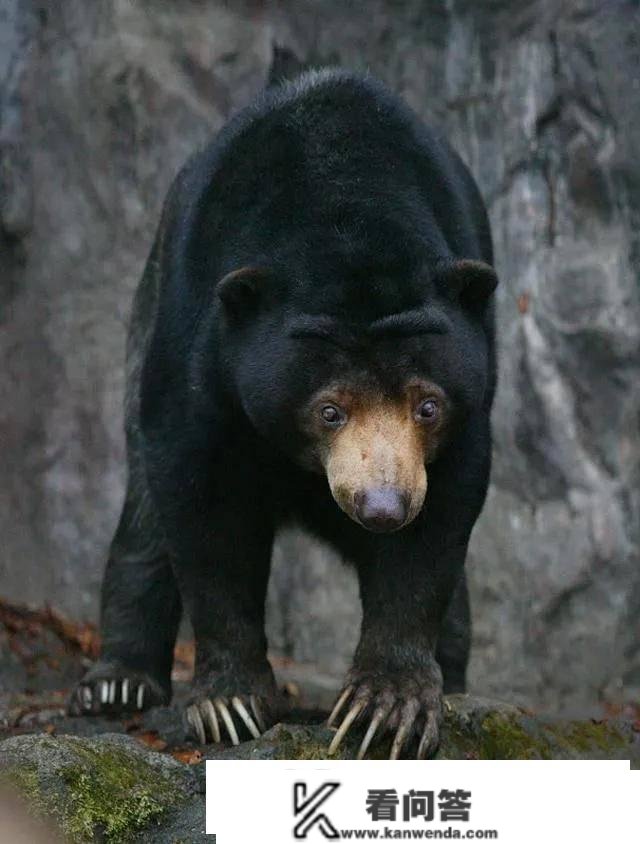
[216,266,269,314]
[437,259,498,306]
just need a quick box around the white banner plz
[206,759,636,842]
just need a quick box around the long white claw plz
[327,686,353,728]
[390,722,411,760]
[121,678,129,705]
[215,699,240,746]
[82,686,93,709]
[100,681,109,704]
[250,695,266,734]
[187,706,206,745]
[356,709,386,760]
[328,700,365,755]
[417,712,439,760]
[417,730,430,760]
[200,699,221,743]
[232,697,261,740]
[108,680,116,704]
[136,684,145,710]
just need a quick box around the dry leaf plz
[135,731,168,751]
[0,597,100,658]
[171,748,203,765]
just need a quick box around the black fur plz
[70,70,496,752]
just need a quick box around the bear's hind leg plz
[68,473,181,716]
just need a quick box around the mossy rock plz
[0,733,198,842]
[437,695,639,763]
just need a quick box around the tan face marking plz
[307,384,447,530]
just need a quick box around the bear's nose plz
[354,488,409,533]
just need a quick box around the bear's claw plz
[327,672,443,760]
[72,678,148,713]
[186,694,266,745]
[68,664,167,717]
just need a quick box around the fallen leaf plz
[0,597,101,659]
[135,730,168,751]
[171,748,203,765]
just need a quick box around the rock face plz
[0,1,638,714]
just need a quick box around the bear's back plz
[175,70,492,273]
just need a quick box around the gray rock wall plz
[1,0,638,713]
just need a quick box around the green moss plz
[437,722,481,760]
[478,713,551,759]
[2,738,186,843]
[439,711,631,761]
[541,720,628,756]
[59,743,181,842]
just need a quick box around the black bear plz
[70,69,497,759]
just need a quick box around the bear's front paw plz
[185,692,274,746]
[327,665,443,760]
[185,665,283,746]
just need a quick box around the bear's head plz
[216,258,497,533]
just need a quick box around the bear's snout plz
[354,487,409,532]
[319,391,431,531]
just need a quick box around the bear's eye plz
[320,404,345,427]
[416,398,439,423]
